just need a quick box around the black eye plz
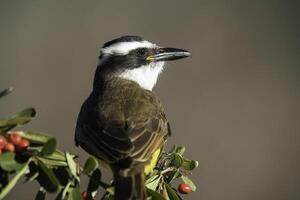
[136,48,147,56]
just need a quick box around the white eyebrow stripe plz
[101,41,157,55]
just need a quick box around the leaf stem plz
[160,167,175,175]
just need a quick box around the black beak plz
[147,47,191,62]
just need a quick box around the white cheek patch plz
[117,62,165,91]
[101,41,157,55]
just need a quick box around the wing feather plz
[75,79,170,165]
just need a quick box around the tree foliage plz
[0,88,198,200]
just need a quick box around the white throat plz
[117,62,165,90]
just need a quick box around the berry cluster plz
[0,132,30,155]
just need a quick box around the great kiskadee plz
[75,36,191,200]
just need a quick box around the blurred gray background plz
[1,0,300,199]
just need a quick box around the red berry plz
[0,135,7,149]
[82,191,87,199]
[16,139,30,150]
[3,143,15,152]
[178,183,192,194]
[8,133,22,145]
[82,191,95,200]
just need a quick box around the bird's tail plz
[114,164,146,200]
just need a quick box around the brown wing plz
[127,117,168,163]
[75,78,169,164]
[122,81,169,163]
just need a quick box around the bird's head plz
[96,35,191,90]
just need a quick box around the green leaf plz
[146,175,161,191]
[0,152,23,172]
[19,131,51,144]
[35,188,46,200]
[146,188,166,200]
[175,146,186,155]
[0,108,37,129]
[83,157,99,175]
[181,175,196,191]
[43,150,67,161]
[106,187,114,195]
[41,138,57,156]
[165,184,181,200]
[37,161,60,193]
[0,120,17,131]
[67,187,83,200]
[15,108,36,118]
[0,160,30,199]
[146,173,160,184]
[66,152,79,181]
[171,154,183,168]
[62,181,72,200]
[0,87,13,98]
[181,159,199,171]
[164,170,181,184]
[28,146,66,161]
[37,157,68,167]
[0,124,16,133]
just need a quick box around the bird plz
[75,35,191,200]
